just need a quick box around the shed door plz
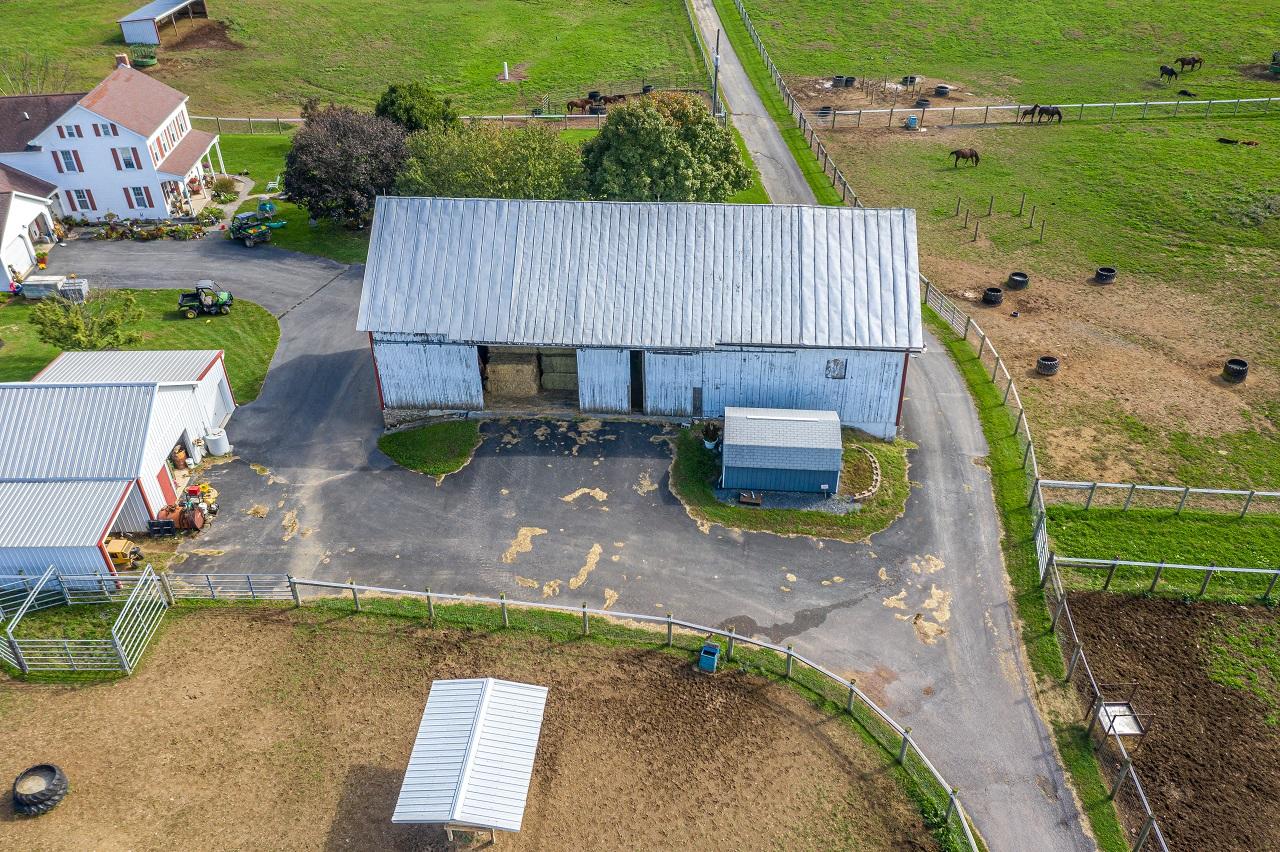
[157,465,177,505]
[212,378,233,426]
[6,235,34,272]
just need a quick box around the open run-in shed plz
[393,678,548,842]
[722,407,843,493]
[118,0,209,45]
[358,198,923,438]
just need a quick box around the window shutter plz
[57,125,65,138]
[85,189,97,211]
[72,150,83,172]
[111,124,119,136]
[112,149,122,170]
[93,124,101,137]
[131,147,142,169]
[64,190,76,211]
[75,125,83,137]
[123,187,135,209]
[52,151,64,173]
[143,186,154,207]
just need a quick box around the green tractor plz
[229,211,272,248]
[178,281,234,318]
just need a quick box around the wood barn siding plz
[373,338,484,410]
[576,348,630,413]
[644,348,904,439]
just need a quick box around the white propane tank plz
[205,428,232,456]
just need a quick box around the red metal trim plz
[156,465,177,505]
[30,354,62,381]
[97,482,134,576]
[368,332,386,410]
[196,350,220,380]
[895,351,910,427]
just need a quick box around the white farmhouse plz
[0,58,225,280]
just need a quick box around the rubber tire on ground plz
[243,238,255,248]
[184,309,198,319]
[219,305,230,315]
[13,764,67,810]
[15,795,65,816]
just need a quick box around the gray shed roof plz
[35,350,222,385]
[393,678,548,832]
[0,383,156,481]
[722,407,843,471]
[358,197,923,351]
[0,480,131,547]
[118,0,199,23]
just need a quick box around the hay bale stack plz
[539,349,578,393]
[487,352,540,396]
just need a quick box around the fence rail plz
[1039,478,1280,516]
[802,96,1280,130]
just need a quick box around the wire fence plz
[801,96,1280,131]
[922,282,1169,851]
[728,0,863,207]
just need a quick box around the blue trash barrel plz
[905,115,919,130]
[699,642,721,673]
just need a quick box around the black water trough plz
[982,287,1004,305]
[816,105,834,118]
[843,75,855,88]
[1037,356,1060,376]
[934,84,953,97]
[1007,271,1029,290]
[1095,266,1117,284]
[832,76,846,87]
[1223,358,1249,383]
[914,98,931,109]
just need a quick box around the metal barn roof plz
[0,480,131,547]
[35,350,222,385]
[0,383,156,481]
[358,197,923,351]
[117,0,200,23]
[393,678,548,832]
[723,407,843,471]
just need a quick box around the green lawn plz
[0,291,280,401]
[711,0,844,205]
[1206,619,1280,725]
[378,421,482,476]
[728,124,771,203]
[218,133,293,193]
[738,0,1280,103]
[10,0,701,116]
[233,198,370,265]
[12,603,125,640]
[669,428,912,542]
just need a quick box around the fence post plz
[897,727,913,764]
[784,644,794,678]
[962,315,971,341]
[351,583,361,612]
[426,587,435,625]
[288,575,301,607]
[1198,564,1214,597]
[1022,438,1033,469]
[945,788,958,823]
[1266,571,1280,603]
[1103,557,1120,591]
[1018,192,1026,216]
[887,107,894,127]
[1133,816,1156,851]
[1205,100,1212,118]
[954,195,962,217]
[1085,482,1098,510]
[977,331,987,359]
[1040,218,1046,241]
[9,637,27,674]
[1078,102,1085,120]
[247,574,257,601]
[248,117,254,134]
[581,602,589,636]
[1002,376,1014,405]
[991,355,1001,382]
[1141,101,1149,119]
[1149,562,1165,593]
[1014,407,1026,436]
[112,633,131,674]
[1234,98,1241,115]
[1176,486,1190,514]
[972,217,979,242]
[1240,490,1255,518]
[846,680,857,713]
[1108,757,1132,800]
[216,116,222,134]
[1066,641,1083,680]
[1028,205,1036,228]
[1123,483,1137,510]
[727,626,735,660]
[1173,100,1181,116]
[159,572,176,606]
[987,195,993,216]
[983,105,989,124]
[500,592,509,627]
[275,118,282,133]
[1028,478,1041,508]
[1050,594,1068,632]
[666,613,673,646]
[207,574,216,600]
[963,207,970,228]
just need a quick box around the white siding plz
[576,348,630,413]
[373,339,483,410]
[120,19,160,44]
[1,194,55,277]
[0,547,107,575]
[195,365,234,427]
[644,348,905,439]
[113,483,151,531]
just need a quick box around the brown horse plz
[566,98,594,114]
[600,94,627,105]
[1017,104,1040,123]
[951,148,980,167]
[1176,55,1203,71]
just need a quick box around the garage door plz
[4,235,34,276]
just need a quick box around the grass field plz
[738,0,1280,103]
[9,0,702,115]
[378,421,483,477]
[669,428,913,542]
[0,291,279,401]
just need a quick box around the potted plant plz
[701,421,721,450]
[34,250,48,270]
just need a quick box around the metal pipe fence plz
[1038,479,1280,516]
[803,97,1280,130]
[728,0,863,207]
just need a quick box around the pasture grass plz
[1205,619,1280,725]
[923,306,1129,852]
[9,0,702,115]
[738,0,1280,103]
[218,133,293,193]
[377,421,483,477]
[0,290,279,401]
[233,198,371,265]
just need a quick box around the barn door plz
[157,465,177,505]
[691,386,703,418]
[629,351,645,412]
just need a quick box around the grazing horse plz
[950,148,980,167]
[1176,55,1203,71]
[1159,65,1179,82]
[1036,105,1064,123]
[566,98,594,114]
[600,94,627,105]
[1017,104,1040,123]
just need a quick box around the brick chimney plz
[114,53,131,69]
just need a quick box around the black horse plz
[1176,55,1203,71]
[1036,105,1064,123]
[1177,89,1197,98]
[1017,104,1040,123]
[1159,65,1179,82]
[950,148,980,167]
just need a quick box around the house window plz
[73,189,91,209]
[93,122,114,136]
[825,358,848,379]
[117,147,139,169]
[63,124,83,138]
[58,150,79,172]
[131,186,150,208]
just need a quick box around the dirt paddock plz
[1067,593,1280,851]
[0,607,935,851]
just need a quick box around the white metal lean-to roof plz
[35,350,222,385]
[392,678,548,834]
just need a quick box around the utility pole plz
[712,30,724,124]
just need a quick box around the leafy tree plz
[398,123,585,200]
[375,83,460,133]
[30,291,142,350]
[284,106,407,225]
[582,92,751,202]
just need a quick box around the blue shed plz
[721,407,843,493]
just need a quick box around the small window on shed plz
[825,358,847,379]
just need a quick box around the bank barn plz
[357,198,923,439]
